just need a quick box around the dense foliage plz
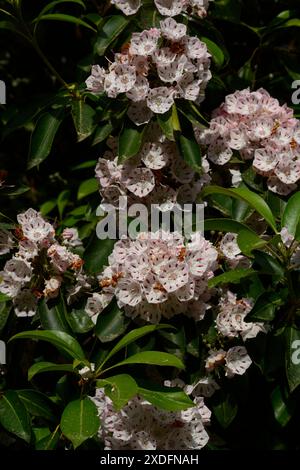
[1,0,300,450]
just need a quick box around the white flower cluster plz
[205,346,252,378]
[86,17,211,121]
[91,387,210,450]
[280,227,300,268]
[0,209,85,317]
[216,290,267,341]
[219,232,251,269]
[85,230,218,324]
[96,126,210,210]
[197,88,300,195]
[111,0,213,18]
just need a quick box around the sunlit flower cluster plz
[86,17,211,122]
[197,88,300,195]
[95,126,210,210]
[111,0,213,18]
[0,209,85,317]
[92,388,210,450]
[85,230,218,324]
[216,290,267,341]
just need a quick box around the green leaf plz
[202,186,277,232]
[96,374,138,410]
[179,134,202,173]
[17,390,57,422]
[109,351,185,371]
[253,251,285,278]
[285,326,300,392]
[68,308,94,334]
[92,122,113,146]
[95,302,129,343]
[57,190,71,218]
[0,301,11,334]
[94,15,130,56]
[60,398,100,449]
[71,100,96,142]
[237,230,267,257]
[157,104,180,141]
[271,385,295,427]
[0,390,31,443]
[28,108,65,169]
[118,123,145,163]
[84,236,115,274]
[77,178,98,200]
[204,218,257,235]
[213,392,238,429]
[36,0,86,18]
[208,269,256,288]
[40,200,57,216]
[138,386,194,412]
[35,426,60,450]
[33,14,96,32]
[10,330,85,361]
[100,324,174,369]
[246,292,284,322]
[39,297,71,333]
[28,362,74,381]
[201,37,225,67]
[281,191,300,240]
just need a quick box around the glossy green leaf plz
[33,14,96,32]
[92,122,113,146]
[201,37,225,67]
[281,191,300,240]
[109,351,184,371]
[10,330,85,361]
[138,387,194,412]
[213,392,238,429]
[204,218,257,235]
[60,398,100,449]
[96,374,138,410]
[179,134,202,173]
[208,269,256,288]
[100,324,174,368]
[68,308,94,334]
[202,186,277,232]
[94,15,129,56]
[118,123,145,163]
[28,362,74,381]
[246,292,284,322]
[39,297,71,333]
[17,390,57,422]
[71,100,96,142]
[84,236,115,273]
[35,426,61,450]
[271,386,295,427]
[28,108,65,169]
[0,390,31,443]
[95,302,129,343]
[253,251,285,278]
[237,230,267,257]
[77,178,98,200]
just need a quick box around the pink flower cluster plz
[91,388,210,450]
[0,209,85,317]
[111,0,213,18]
[197,88,300,195]
[95,126,210,209]
[85,230,218,324]
[86,17,211,122]
[216,290,267,341]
